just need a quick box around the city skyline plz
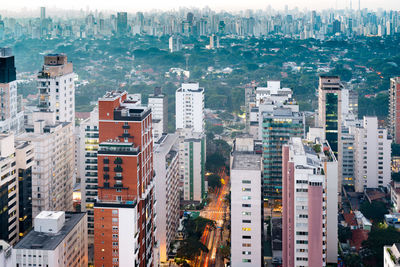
[1,0,400,14]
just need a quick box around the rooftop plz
[14,212,85,251]
[232,152,261,170]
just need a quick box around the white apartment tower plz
[354,116,392,192]
[0,134,19,245]
[169,35,182,52]
[0,47,24,134]
[176,82,204,133]
[13,211,88,267]
[148,87,168,142]
[78,106,99,243]
[230,137,262,266]
[17,111,74,218]
[37,53,75,123]
[180,132,206,202]
[154,134,180,264]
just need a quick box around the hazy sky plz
[2,0,400,12]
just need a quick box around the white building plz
[13,211,88,267]
[148,87,168,142]
[17,111,74,217]
[78,107,99,243]
[354,116,392,192]
[0,240,12,267]
[179,131,206,202]
[0,134,19,245]
[175,82,204,133]
[0,48,24,134]
[37,54,76,123]
[169,35,182,52]
[384,243,400,267]
[153,133,180,264]
[230,137,262,266]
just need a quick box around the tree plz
[176,237,209,260]
[343,254,362,267]
[338,225,352,243]
[362,226,400,266]
[360,201,388,223]
[392,143,400,157]
[208,174,222,190]
[206,153,226,173]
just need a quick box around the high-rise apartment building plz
[0,134,19,245]
[389,77,400,144]
[169,35,182,52]
[0,47,24,134]
[282,137,338,266]
[261,107,303,204]
[180,131,206,202]
[37,53,75,123]
[17,111,74,218]
[13,211,88,267]
[15,140,34,238]
[148,87,168,142]
[318,75,343,155]
[230,137,262,266]
[117,12,128,36]
[153,133,180,264]
[176,82,204,133]
[78,107,99,243]
[354,116,392,192]
[94,91,155,267]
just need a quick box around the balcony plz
[98,142,139,156]
[119,133,132,138]
[85,173,97,177]
[85,159,97,164]
[104,182,110,188]
[122,125,130,129]
[114,176,123,180]
[103,166,109,172]
[103,159,109,164]
[85,166,97,171]
[114,184,123,188]
[114,157,123,164]
[114,165,123,172]
[104,174,110,180]
[85,153,97,158]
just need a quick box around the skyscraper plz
[37,54,75,123]
[261,107,303,204]
[389,77,400,144]
[176,82,204,133]
[169,35,182,52]
[230,137,262,266]
[117,12,128,36]
[94,91,154,267]
[40,7,46,21]
[17,111,75,218]
[282,137,338,266]
[318,75,343,155]
[0,47,24,134]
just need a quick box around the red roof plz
[350,229,369,251]
[344,213,357,227]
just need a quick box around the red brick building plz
[94,91,154,267]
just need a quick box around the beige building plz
[17,111,74,217]
[12,211,88,267]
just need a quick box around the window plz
[242,235,251,239]
[242,212,251,216]
[242,251,251,255]
[112,218,118,223]
[242,259,251,263]
[242,196,251,200]
[242,188,251,192]
[242,180,251,184]
[242,204,251,208]
[112,242,118,246]
[112,210,118,215]
[242,243,251,247]
[242,219,251,223]
[242,227,251,231]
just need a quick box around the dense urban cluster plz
[0,4,400,267]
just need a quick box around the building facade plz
[15,141,34,238]
[175,82,204,133]
[282,137,338,266]
[148,87,168,142]
[154,133,180,264]
[37,53,75,123]
[389,77,400,144]
[261,107,303,204]
[13,211,88,267]
[384,243,400,267]
[180,132,206,202]
[94,91,155,267]
[0,47,24,134]
[230,137,262,266]
[0,134,19,245]
[354,116,392,192]
[78,107,99,242]
[17,111,74,218]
